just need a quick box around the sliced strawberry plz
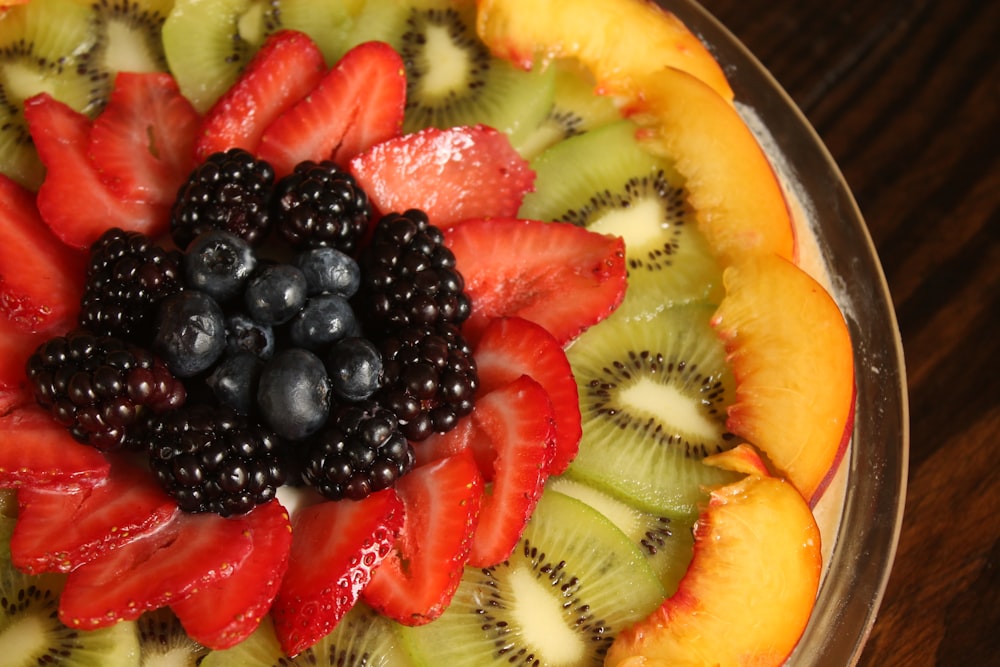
[0,174,86,333]
[59,508,255,630]
[172,500,293,650]
[0,316,51,415]
[474,316,581,475]
[89,71,201,206]
[25,93,170,248]
[10,454,178,574]
[444,217,627,345]
[413,413,476,468]
[349,124,534,228]
[466,375,555,567]
[362,449,483,625]
[258,40,406,178]
[0,403,110,489]
[195,30,327,162]
[271,490,403,656]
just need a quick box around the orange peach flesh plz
[475,0,734,103]
[605,446,823,667]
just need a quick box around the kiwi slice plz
[200,603,413,666]
[519,120,724,319]
[516,60,621,159]
[0,0,104,188]
[563,303,742,518]
[545,476,694,596]
[276,0,366,66]
[400,489,665,667]
[0,515,141,666]
[162,0,282,113]
[136,607,208,666]
[84,0,173,75]
[346,0,555,151]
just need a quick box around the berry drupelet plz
[376,322,478,441]
[358,209,472,331]
[272,160,371,253]
[25,328,186,451]
[148,405,287,517]
[78,228,184,341]
[301,401,415,501]
[171,148,275,249]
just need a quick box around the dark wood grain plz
[698,0,1000,664]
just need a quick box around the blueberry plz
[225,313,275,360]
[244,264,308,325]
[326,337,383,402]
[257,348,331,440]
[182,231,257,302]
[206,353,262,415]
[289,293,358,350]
[295,247,362,297]
[153,291,226,377]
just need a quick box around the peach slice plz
[605,444,822,667]
[623,67,795,266]
[711,254,855,503]
[475,0,733,103]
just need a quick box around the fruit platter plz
[0,0,907,665]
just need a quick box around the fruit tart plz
[0,0,876,665]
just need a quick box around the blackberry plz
[148,405,287,516]
[78,228,184,341]
[272,160,371,253]
[25,329,186,451]
[171,148,275,249]
[302,401,415,501]
[376,322,478,441]
[358,209,471,331]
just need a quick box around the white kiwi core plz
[619,376,720,441]
[588,197,666,252]
[419,25,469,101]
[508,566,585,665]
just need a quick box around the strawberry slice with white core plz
[466,374,555,567]
[0,174,86,334]
[349,124,535,227]
[362,449,483,625]
[25,93,169,248]
[89,71,201,206]
[473,316,581,474]
[0,404,110,488]
[11,454,178,574]
[196,30,327,162]
[58,508,256,629]
[172,499,293,650]
[258,40,407,177]
[271,489,404,656]
[444,217,627,345]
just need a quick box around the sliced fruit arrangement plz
[0,0,859,664]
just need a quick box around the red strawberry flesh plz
[445,217,627,345]
[196,30,327,162]
[258,40,407,177]
[349,124,534,227]
[362,449,483,625]
[172,500,293,650]
[271,490,403,656]
[11,454,178,574]
[473,316,581,474]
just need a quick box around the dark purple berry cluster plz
[25,151,478,513]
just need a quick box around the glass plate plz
[660,1,910,664]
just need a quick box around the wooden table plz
[696,0,999,664]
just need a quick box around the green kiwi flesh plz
[399,490,665,667]
[346,0,555,151]
[200,602,413,666]
[545,476,694,596]
[519,120,724,320]
[564,303,742,517]
[273,0,366,66]
[0,515,141,667]
[135,607,208,666]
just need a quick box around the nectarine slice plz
[711,254,855,502]
[625,67,795,266]
[475,0,734,102]
[606,444,822,667]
